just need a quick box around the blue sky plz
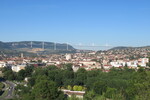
[0,0,150,47]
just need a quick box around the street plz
[3,81,15,99]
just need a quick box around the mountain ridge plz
[0,41,76,54]
[109,46,150,50]
[0,41,75,50]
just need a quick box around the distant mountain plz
[109,46,133,50]
[109,46,150,50]
[96,46,150,60]
[0,41,76,54]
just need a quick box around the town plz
[0,47,150,73]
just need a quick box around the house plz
[72,65,80,72]
[12,65,26,72]
[103,65,112,70]
[62,90,85,99]
[66,54,72,60]
[0,61,6,68]
[79,61,97,67]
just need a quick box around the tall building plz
[21,53,24,58]
[66,54,72,60]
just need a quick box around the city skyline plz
[0,0,150,47]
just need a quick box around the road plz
[3,81,15,99]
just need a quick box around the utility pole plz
[54,43,56,50]
[31,41,33,48]
[67,43,69,50]
[42,42,45,50]
[105,43,109,50]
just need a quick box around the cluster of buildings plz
[0,59,26,72]
[0,48,149,72]
[104,58,149,70]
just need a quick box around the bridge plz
[29,41,114,51]
[31,41,114,51]
[72,44,113,51]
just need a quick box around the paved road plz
[3,81,15,99]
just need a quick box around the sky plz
[0,0,150,48]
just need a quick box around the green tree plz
[74,68,87,85]
[3,68,16,80]
[67,85,72,90]
[104,87,117,99]
[17,69,26,81]
[63,63,73,71]
[77,86,83,91]
[73,85,78,91]
[84,90,96,100]
[32,80,63,100]
[93,81,107,95]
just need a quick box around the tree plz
[47,65,58,70]
[68,94,81,100]
[74,68,87,85]
[15,84,32,100]
[73,85,78,91]
[24,65,34,77]
[77,86,83,91]
[67,85,72,90]
[3,68,16,80]
[21,93,34,100]
[17,69,26,81]
[63,63,73,71]
[84,90,96,100]
[104,87,117,99]
[28,77,35,87]
[32,80,64,100]
[93,81,107,95]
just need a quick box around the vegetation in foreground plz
[1,64,150,100]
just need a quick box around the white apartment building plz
[110,60,138,68]
[110,60,126,68]
[110,58,149,68]
[126,61,138,68]
[138,58,149,67]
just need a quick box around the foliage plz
[2,64,150,100]
[2,67,16,80]
[68,94,82,100]
[67,85,72,90]
[104,87,117,98]
[2,65,34,81]
[32,80,60,100]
